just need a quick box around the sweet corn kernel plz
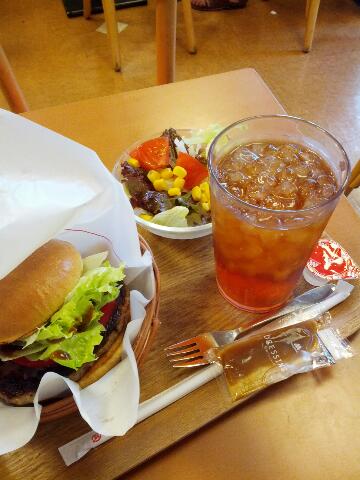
[191,186,202,201]
[173,166,187,178]
[128,158,140,168]
[161,168,173,179]
[153,178,167,191]
[147,170,161,183]
[173,177,185,190]
[200,181,210,197]
[202,202,210,212]
[201,193,208,204]
[168,187,181,197]
[139,214,153,221]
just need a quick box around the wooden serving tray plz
[3,196,359,480]
[40,236,160,423]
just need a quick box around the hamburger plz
[0,239,130,406]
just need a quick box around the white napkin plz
[0,109,154,454]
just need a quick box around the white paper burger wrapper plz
[0,109,155,454]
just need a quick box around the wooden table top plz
[2,69,360,480]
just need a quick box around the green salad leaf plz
[176,192,211,226]
[152,206,189,227]
[183,124,226,158]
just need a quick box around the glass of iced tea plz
[208,115,350,312]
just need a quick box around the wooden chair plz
[0,45,29,113]
[83,0,196,84]
[345,160,360,196]
[304,0,320,52]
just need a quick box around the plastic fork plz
[165,283,336,367]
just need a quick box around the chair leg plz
[304,0,320,52]
[345,160,360,195]
[102,0,121,71]
[305,0,310,18]
[156,0,177,85]
[182,0,197,54]
[0,45,29,113]
[83,0,92,18]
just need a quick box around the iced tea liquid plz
[211,142,338,312]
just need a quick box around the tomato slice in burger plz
[100,299,117,326]
[130,137,170,171]
[13,357,55,368]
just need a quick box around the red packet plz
[304,238,360,286]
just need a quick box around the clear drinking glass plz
[208,115,350,313]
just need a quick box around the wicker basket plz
[40,235,160,423]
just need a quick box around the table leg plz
[0,45,29,113]
[102,0,121,72]
[156,0,177,85]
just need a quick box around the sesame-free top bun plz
[0,240,82,344]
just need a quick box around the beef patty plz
[0,284,128,406]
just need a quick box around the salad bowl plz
[113,127,221,239]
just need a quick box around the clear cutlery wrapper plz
[206,312,354,402]
[0,109,155,454]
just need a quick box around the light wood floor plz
[1,0,360,172]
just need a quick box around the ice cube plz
[264,194,282,210]
[264,144,279,154]
[249,143,266,156]
[299,151,318,165]
[257,172,277,186]
[282,197,297,209]
[294,164,310,178]
[231,171,249,184]
[321,183,336,198]
[278,144,299,163]
[317,174,333,186]
[302,192,319,209]
[299,178,317,195]
[233,147,258,162]
[248,188,266,205]
[264,155,280,171]
[277,181,298,197]
[278,166,297,182]
[229,185,245,198]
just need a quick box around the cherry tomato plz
[130,137,170,171]
[100,300,117,326]
[13,357,55,368]
[175,152,208,190]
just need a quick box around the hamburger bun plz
[0,240,83,344]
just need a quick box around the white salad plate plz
[135,215,212,239]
